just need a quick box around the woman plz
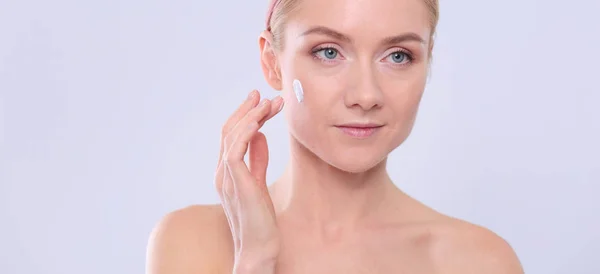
[146,0,524,273]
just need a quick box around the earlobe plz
[259,31,283,91]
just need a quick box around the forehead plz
[286,0,431,40]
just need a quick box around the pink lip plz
[335,123,383,139]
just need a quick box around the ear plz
[259,31,283,91]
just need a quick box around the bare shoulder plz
[145,204,233,274]
[427,217,524,274]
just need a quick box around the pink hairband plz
[265,0,282,30]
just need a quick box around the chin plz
[324,146,389,173]
[328,155,385,173]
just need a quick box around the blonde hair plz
[267,0,439,53]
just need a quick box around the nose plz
[343,64,384,112]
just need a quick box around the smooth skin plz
[146,0,525,273]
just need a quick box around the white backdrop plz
[1,0,599,273]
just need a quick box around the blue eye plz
[388,51,409,63]
[316,48,339,59]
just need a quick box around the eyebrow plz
[300,26,426,45]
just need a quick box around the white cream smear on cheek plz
[292,79,304,103]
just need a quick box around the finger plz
[215,90,260,190]
[222,98,280,200]
[224,121,262,203]
[223,97,282,162]
[232,96,283,140]
[249,132,269,186]
[248,132,277,217]
[223,99,272,158]
[257,96,284,127]
[218,90,260,164]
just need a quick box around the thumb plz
[248,131,269,187]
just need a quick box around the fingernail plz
[275,96,284,111]
[247,90,257,100]
[260,99,269,106]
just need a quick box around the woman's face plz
[273,0,432,173]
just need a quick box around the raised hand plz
[214,90,284,274]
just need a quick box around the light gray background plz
[1,0,599,273]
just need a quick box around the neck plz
[270,136,398,230]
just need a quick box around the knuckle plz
[251,109,268,121]
[250,105,265,116]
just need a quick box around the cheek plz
[282,72,347,156]
[398,79,426,108]
[302,72,345,106]
[283,74,340,129]
[384,76,427,135]
[283,57,344,118]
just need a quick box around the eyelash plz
[311,45,344,64]
[311,45,415,67]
